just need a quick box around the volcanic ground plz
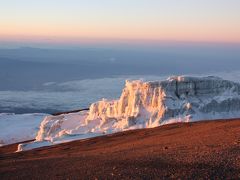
[0,119,239,179]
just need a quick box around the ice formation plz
[18,76,240,151]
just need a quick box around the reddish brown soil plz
[0,119,239,179]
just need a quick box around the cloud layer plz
[0,72,239,114]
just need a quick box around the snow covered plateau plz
[0,113,47,146]
[13,75,240,151]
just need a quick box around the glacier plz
[17,76,240,151]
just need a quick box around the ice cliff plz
[18,76,240,151]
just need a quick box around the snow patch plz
[0,113,47,146]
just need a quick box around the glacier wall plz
[87,76,240,126]
[18,76,240,151]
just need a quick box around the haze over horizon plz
[1,0,240,47]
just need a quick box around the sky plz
[0,0,240,45]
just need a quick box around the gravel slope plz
[0,119,239,179]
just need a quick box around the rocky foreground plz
[0,119,239,179]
